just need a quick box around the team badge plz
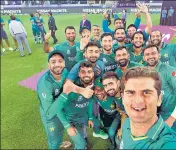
[78,96,83,102]
[172,71,176,77]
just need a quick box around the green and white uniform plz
[154,62,176,130]
[53,41,80,71]
[120,116,176,149]
[115,61,143,79]
[56,80,100,149]
[160,42,176,67]
[37,69,68,149]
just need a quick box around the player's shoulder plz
[130,61,144,67]
[37,70,52,87]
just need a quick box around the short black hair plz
[100,32,113,41]
[79,61,93,70]
[10,15,16,20]
[65,26,75,33]
[85,42,99,51]
[131,31,145,41]
[114,46,128,54]
[143,44,160,54]
[114,18,123,24]
[114,27,126,34]
[102,71,119,82]
[127,24,137,31]
[30,13,34,17]
[93,25,99,27]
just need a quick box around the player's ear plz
[157,93,162,107]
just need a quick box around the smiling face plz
[150,31,162,46]
[102,77,120,97]
[122,77,162,124]
[114,29,126,42]
[132,33,144,48]
[127,26,137,38]
[101,35,113,53]
[48,54,65,75]
[84,46,100,63]
[143,46,160,67]
[65,28,76,42]
[115,48,130,67]
[92,26,101,37]
[79,66,94,84]
[114,19,124,29]
[94,86,106,100]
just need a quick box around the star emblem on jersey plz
[49,127,55,131]
[139,60,143,64]
[164,53,168,58]
[110,104,114,109]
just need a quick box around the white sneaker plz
[93,130,109,139]
[2,48,6,52]
[9,47,14,51]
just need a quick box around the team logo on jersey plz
[67,49,71,55]
[164,53,168,58]
[103,58,107,63]
[78,96,83,102]
[55,89,59,95]
[110,104,115,109]
[49,127,55,131]
[42,92,46,98]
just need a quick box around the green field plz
[1,13,174,149]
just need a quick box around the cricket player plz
[76,33,117,72]
[34,12,45,43]
[44,26,80,71]
[30,13,40,44]
[120,67,176,149]
[101,71,127,148]
[68,42,104,82]
[114,46,143,79]
[0,17,14,53]
[37,50,94,149]
[143,44,176,131]
[150,30,176,67]
[56,61,101,149]
[127,31,147,65]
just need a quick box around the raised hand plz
[80,34,90,51]
[137,3,149,14]
[45,30,51,41]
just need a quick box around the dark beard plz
[116,37,125,42]
[118,59,128,67]
[133,43,143,48]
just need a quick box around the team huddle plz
[36,3,176,150]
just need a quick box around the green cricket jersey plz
[53,41,80,71]
[93,95,117,117]
[56,78,94,129]
[115,61,143,79]
[155,62,176,120]
[129,52,146,65]
[76,50,117,72]
[120,116,176,149]
[160,43,176,67]
[37,68,68,120]
[113,41,130,50]
[99,52,117,72]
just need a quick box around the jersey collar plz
[155,61,162,72]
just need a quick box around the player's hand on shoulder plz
[81,87,94,99]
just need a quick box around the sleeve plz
[161,141,176,149]
[76,50,84,62]
[143,30,149,42]
[102,19,114,33]
[88,98,94,120]
[8,23,15,37]
[167,67,176,92]
[55,93,71,129]
[134,17,141,29]
[114,14,119,19]
[53,44,60,50]
[37,81,55,119]
[66,62,81,81]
